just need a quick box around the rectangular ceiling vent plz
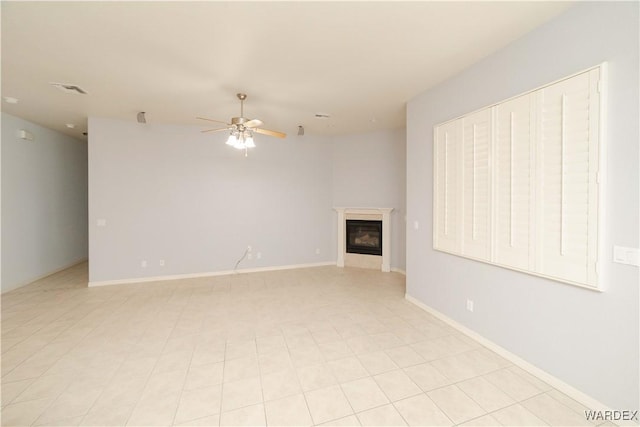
[50,82,87,95]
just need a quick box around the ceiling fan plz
[197,93,286,154]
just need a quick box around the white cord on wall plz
[233,247,249,273]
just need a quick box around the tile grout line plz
[253,330,269,427]
[24,292,137,426]
[475,393,551,427]
[119,300,181,427]
[170,288,206,427]
[76,293,145,426]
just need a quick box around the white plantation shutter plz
[536,69,600,286]
[433,65,603,289]
[434,120,462,253]
[493,94,535,270]
[462,109,491,260]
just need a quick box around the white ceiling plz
[1,1,573,140]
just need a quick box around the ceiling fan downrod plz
[237,93,247,118]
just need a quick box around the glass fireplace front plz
[346,220,382,256]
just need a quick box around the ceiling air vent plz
[50,83,87,95]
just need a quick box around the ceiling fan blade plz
[255,128,287,138]
[244,119,263,128]
[196,116,230,125]
[201,127,231,133]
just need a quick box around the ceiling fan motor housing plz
[231,117,248,125]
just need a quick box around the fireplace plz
[334,208,393,271]
[346,220,382,256]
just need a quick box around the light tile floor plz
[1,263,606,426]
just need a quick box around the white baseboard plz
[404,293,617,417]
[391,267,406,275]
[2,257,88,294]
[88,261,335,287]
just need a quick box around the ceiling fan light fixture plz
[233,133,246,150]
[245,134,255,148]
[226,133,237,146]
[197,93,286,155]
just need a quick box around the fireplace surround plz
[334,207,393,272]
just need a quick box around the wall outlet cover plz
[613,246,640,266]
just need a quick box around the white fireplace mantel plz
[334,207,393,272]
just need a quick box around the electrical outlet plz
[466,299,474,312]
[315,248,321,255]
[159,260,165,267]
[613,246,640,266]
[248,253,253,260]
[257,252,262,260]
[141,260,147,268]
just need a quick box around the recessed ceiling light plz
[3,96,18,104]
[314,113,331,119]
[66,123,76,129]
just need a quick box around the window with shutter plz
[462,109,492,260]
[432,65,603,289]
[433,120,462,254]
[536,69,601,286]
[494,94,535,270]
